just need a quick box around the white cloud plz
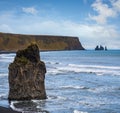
[0,24,13,33]
[89,0,120,24]
[0,14,119,49]
[112,0,120,12]
[22,7,38,15]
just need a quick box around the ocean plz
[0,50,120,113]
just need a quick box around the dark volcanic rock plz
[15,44,40,63]
[95,45,105,51]
[8,44,47,100]
[95,45,99,50]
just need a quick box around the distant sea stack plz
[95,45,107,51]
[0,32,85,52]
[8,44,47,100]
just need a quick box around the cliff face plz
[0,32,84,51]
[8,44,47,100]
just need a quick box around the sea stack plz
[8,43,47,100]
[95,45,107,51]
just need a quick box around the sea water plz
[0,50,120,113]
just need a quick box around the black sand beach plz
[0,106,21,113]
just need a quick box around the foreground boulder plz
[8,44,47,100]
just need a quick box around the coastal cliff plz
[0,32,84,52]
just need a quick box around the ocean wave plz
[0,74,8,77]
[10,101,23,112]
[88,86,120,93]
[57,96,67,100]
[74,110,88,113]
[60,85,89,90]
[78,95,120,108]
[46,61,61,65]
[10,96,67,112]
[47,69,64,75]
[0,93,8,100]
[46,63,120,76]
[68,64,120,70]
[0,53,15,58]
[0,54,15,62]
[46,95,67,101]
[0,59,13,63]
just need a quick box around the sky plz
[0,0,120,49]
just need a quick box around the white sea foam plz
[0,73,8,77]
[0,54,15,62]
[57,96,67,100]
[67,64,120,75]
[0,93,7,99]
[47,63,120,76]
[46,95,58,100]
[47,69,61,75]
[0,59,13,63]
[60,85,89,90]
[68,64,120,70]
[74,110,88,113]
[10,101,23,112]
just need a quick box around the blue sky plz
[0,0,120,49]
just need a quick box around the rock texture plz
[8,44,47,100]
[0,32,85,51]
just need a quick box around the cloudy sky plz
[0,0,120,49]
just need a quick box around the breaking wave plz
[0,54,15,63]
[74,110,88,113]
[60,85,89,90]
[46,62,120,76]
[0,74,8,77]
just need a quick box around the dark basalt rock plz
[8,44,47,100]
[95,45,99,50]
[15,44,40,63]
[105,46,107,51]
[95,45,107,51]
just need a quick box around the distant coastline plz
[0,32,85,52]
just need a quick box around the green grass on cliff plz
[0,32,84,51]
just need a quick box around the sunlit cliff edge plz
[0,32,85,52]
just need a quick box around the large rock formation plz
[95,45,104,50]
[0,32,85,52]
[95,45,108,51]
[8,44,47,100]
